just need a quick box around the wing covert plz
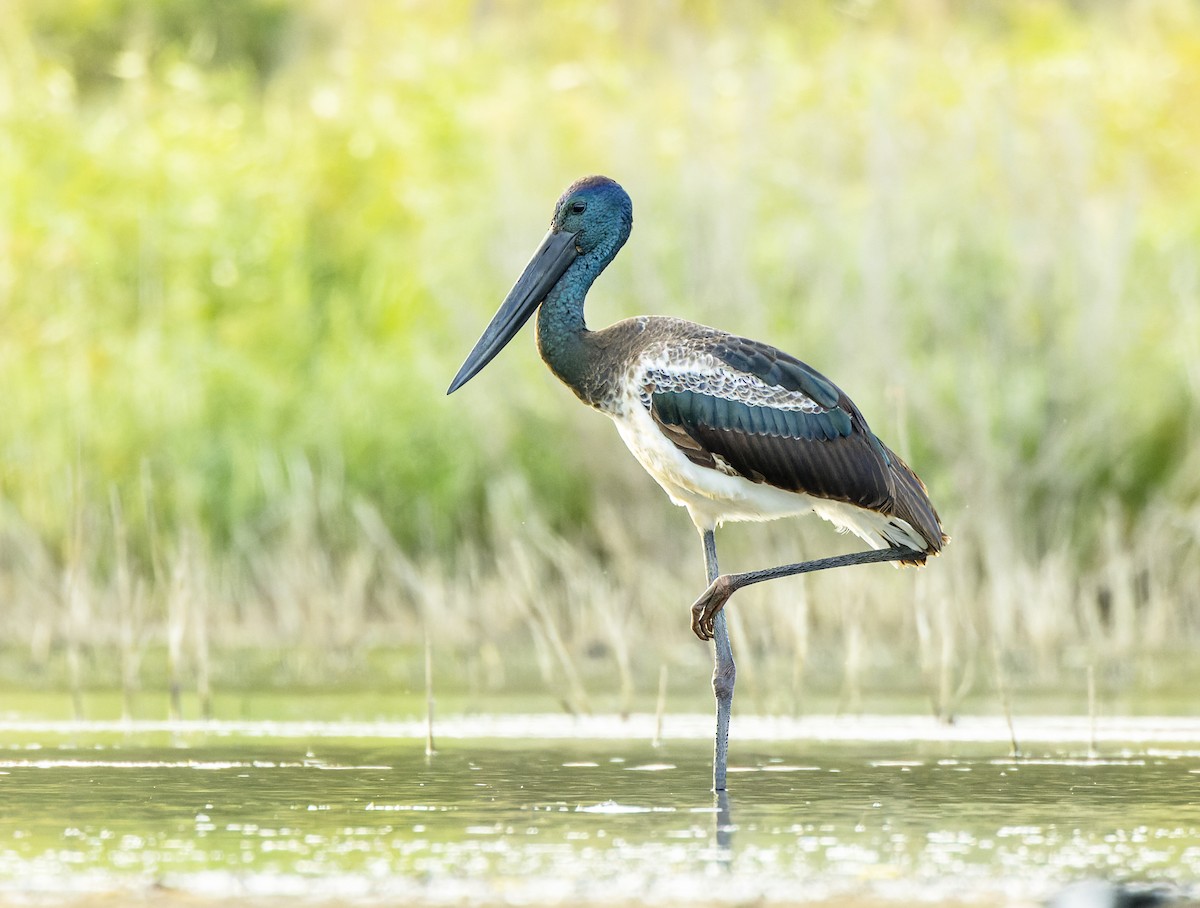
[709,336,841,410]
[641,333,896,511]
[650,387,893,509]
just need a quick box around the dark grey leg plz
[703,529,735,792]
[691,546,922,641]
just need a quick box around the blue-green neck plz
[535,254,606,403]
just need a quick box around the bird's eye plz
[569,200,587,214]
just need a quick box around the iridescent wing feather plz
[642,333,945,554]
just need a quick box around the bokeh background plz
[1,0,1198,718]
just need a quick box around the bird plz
[447,175,947,791]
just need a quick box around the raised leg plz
[691,546,923,641]
[703,528,735,792]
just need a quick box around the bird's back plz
[582,316,946,558]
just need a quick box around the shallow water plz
[0,717,1198,906]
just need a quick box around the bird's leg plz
[703,528,735,792]
[691,546,922,641]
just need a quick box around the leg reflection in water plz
[714,789,734,864]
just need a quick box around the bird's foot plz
[691,575,736,641]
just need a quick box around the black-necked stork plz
[448,175,947,791]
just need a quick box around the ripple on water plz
[0,726,1197,905]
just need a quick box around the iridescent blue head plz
[447,176,633,394]
[550,175,633,259]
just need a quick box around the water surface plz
[0,717,1198,906]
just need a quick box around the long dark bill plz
[447,229,579,394]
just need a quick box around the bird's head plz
[447,176,632,394]
[550,174,633,258]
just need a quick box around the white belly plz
[609,401,925,551]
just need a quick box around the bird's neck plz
[536,255,605,407]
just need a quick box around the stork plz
[447,176,947,791]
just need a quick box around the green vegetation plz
[2,1,1198,715]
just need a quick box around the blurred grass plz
[1,0,1199,713]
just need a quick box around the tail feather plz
[883,444,948,562]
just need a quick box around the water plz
[0,716,1198,906]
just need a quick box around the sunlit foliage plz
[1,1,1198,696]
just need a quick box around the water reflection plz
[715,789,734,858]
[0,732,1197,905]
